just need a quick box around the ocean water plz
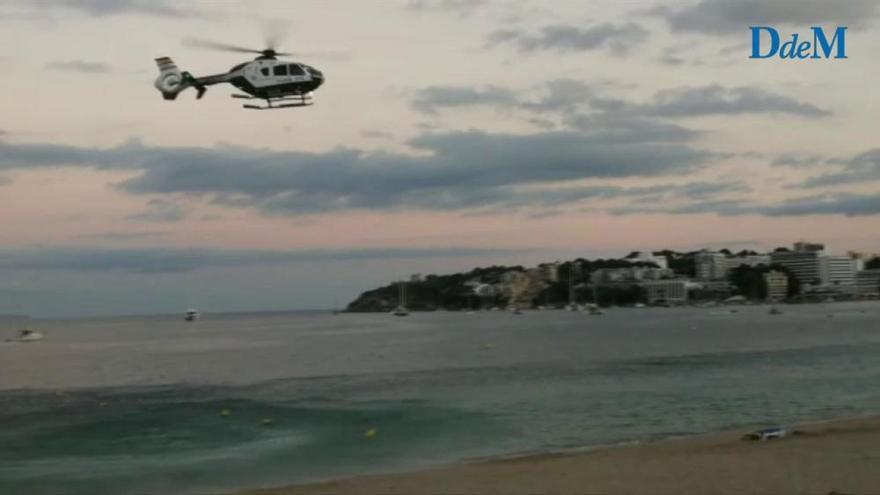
[1,302,879,494]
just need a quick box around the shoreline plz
[243,414,880,495]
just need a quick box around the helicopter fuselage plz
[226,58,324,98]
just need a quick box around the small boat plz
[184,309,200,322]
[566,272,578,311]
[769,307,783,315]
[392,280,409,316]
[17,328,45,342]
[584,304,604,315]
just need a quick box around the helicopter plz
[154,38,325,110]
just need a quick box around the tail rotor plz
[154,57,187,100]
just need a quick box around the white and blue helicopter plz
[154,38,325,110]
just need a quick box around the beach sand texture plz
[248,416,880,495]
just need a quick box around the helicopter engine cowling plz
[153,57,189,100]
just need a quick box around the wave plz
[0,388,510,495]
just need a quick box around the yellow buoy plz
[220,409,231,417]
[261,418,274,426]
[364,427,377,438]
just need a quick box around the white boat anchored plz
[392,280,409,317]
[566,266,579,311]
[184,309,200,322]
[584,303,604,315]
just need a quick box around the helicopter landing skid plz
[236,94,313,110]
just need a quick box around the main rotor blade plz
[263,19,289,51]
[183,37,263,54]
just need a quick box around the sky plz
[1,0,879,317]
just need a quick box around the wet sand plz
[246,416,880,495]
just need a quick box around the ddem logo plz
[750,26,847,59]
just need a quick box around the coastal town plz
[347,241,880,312]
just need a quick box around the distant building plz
[794,241,825,253]
[771,250,823,287]
[726,254,771,269]
[848,251,880,267]
[690,280,733,301]
[500,270,522,284]
[640,279,688,304]
[592,266,673,284]
[695,251,728,280]
[855,270,880,295]
[822,256,858,287]
[763,270,788,301]
[623,251,668,269]
[538,262,560,283]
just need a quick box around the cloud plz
[127,198,188,223]
[45,60,112,74]
[656,46,704,66]
[561,114,702,142]
[487,23,649,55]
[76,231,168,241]
[638,85,830,118]
[412,86,518,114]
[751,193,880,216]
[412,79,605,115]
[772,152,827,167]
[361,130,395,139]
[522,79,608,113]
[0,246,522,274]
[668,180,751,200]
[411,80,829,119]
[405,0,487,15]
[613,192,880,217]
[649,0,880,35]
[0,132,711,215]
[59,0,196,17]
[798,148,880,187]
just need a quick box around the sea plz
[1,302,879,494]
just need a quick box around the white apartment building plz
[640,279,688,304]
[821,256,858,287]
[855,270,880,295]
[591,267,674,284]
[696,251,728,280]
[770,250,823,286]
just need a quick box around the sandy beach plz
[247,416,880,495]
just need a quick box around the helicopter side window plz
[288,64,305,76]
[273,65,288,76]
[260,67,270,77]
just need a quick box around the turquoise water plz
[1,302,879,494]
